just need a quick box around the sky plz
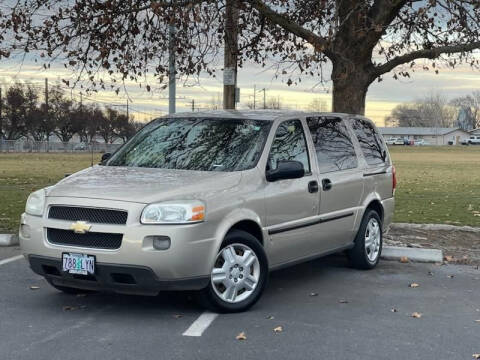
[0,56,479,126]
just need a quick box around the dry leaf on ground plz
[266,315,275,320]
[29,286,40,290]
[309,292,318,297]
[473,354,480,359]
[411,312,422,319]
[391,308,398,313]
[448,275,455,279]
[63,306,77,311]
[339,299,349,304]
[236,332,247,341]
[444,255,454,262]
[173,314,183,319]
[273,326,283,333]
[409,283,420,288]
[400,256,409,263]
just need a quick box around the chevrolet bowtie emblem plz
[70,221,92,234]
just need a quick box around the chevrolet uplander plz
[20,110,395,312]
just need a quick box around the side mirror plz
[100,153,112,165]
[266,160,305,182]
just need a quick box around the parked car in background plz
[74,143,88,151]
[20,110,395,312]
[414,139,430,146]
[385,137,404,145]
[462,136,480,145]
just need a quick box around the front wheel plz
[347,210,383,270]
[197,230,268,313]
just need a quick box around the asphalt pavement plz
[1,247,479,360]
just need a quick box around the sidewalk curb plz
[0,234,19,247]
[381,246,443,263]
[391,223,480,233]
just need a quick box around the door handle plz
[308,181,319,193]
[322,178,332,191]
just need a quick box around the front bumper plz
[20,197,219,288]
[29,255,209,295]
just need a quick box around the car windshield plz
[107,117,272,171]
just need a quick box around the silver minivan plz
[20,110,395,312]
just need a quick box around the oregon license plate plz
[62,253,95,275]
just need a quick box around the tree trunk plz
[331,60,374,115]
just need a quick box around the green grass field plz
[0,146,479,233]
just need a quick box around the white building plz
[378,127,471,145]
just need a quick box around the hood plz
[47,165,242,203]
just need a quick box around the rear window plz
[351,118,386,166]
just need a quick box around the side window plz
[267,120,310,173]
[351,118,386,166]
[307,116,358,173]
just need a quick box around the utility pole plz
[262,88,266,109]
[168,7,176,115]
[223,0,239,109]
[253,85,256,110]
[45,78,49,152]
[0,87,3,140]
[126,98,129,120]
[191,99,195,112]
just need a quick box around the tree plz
[385,93,456,127]
[451,91,480,130]
[3,84,28,140]
[2,1,480,115]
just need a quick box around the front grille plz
[47,228,122,249]
[48,206,128,225]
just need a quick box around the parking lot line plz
[0,255,24,266]
[182,311,219,337]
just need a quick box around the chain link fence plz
[0,140,122,153]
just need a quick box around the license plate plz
[62,253,95,275]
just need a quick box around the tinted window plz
[351,119,386,165]
[107,117,272,171]
[267,120,310,173]
[307,116,358,173]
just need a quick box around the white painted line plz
[182,311,219,337]
[0,255,24,266]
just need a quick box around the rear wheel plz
[348,210,382,270]
[197,230,268,313]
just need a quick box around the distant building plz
[470,128,480,136]
[378,127,471,145]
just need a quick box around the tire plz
[197,229,268,313]
[46,279,96,295]
[347,209,383,270]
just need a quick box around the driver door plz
[264,119,320,266]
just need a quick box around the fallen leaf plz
[273,326,283,333]
[236,332,247,341]
[266,315,275,320]
[428,271,434,276]
[473,354,480,359]
[400,256,409,263]
[447,275,455,279]
[173,314,183,319]
[411,312,422,319]
[409,283,420,288]
[475,320,480,323]
[339,299,349,304]
[29,286,40,290]
[444,255,454,262]
[391,308,398,313]
[309,292,318,297]
[63,306,77,311]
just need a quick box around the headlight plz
[141,200,205,224]
[25,189,46,216]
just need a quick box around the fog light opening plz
[147,236,171,250]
